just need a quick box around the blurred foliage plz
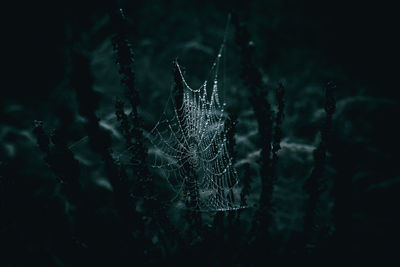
[1,0,399,266]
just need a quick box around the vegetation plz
[1,1,397,266]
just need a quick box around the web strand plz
[149,18,242,212]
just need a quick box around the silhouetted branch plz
[303,81,336,251]
[112,9,182,256]
[233,14,274,239]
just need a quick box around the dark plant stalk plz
[112,9,182,255]
[224,114,238,225]
[112,9,150,198]
[233,14,274,236]
[33,121,50,154]
[225,114,238,164]
[239,163,252,208]
[33,121,83,204]
[32,120,90,264]
[233,162,252,232]
[303,81,336,251]
[257,83,286,234]
[115,99,133,147]
[70,50,144,241]
[271,83,285,165]
[259,82,285,226]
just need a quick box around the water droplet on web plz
[148,32,241,212]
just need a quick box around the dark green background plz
[1,0,398,266]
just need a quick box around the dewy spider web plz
[149,18,242,212]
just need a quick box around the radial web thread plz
[149,41,242,212]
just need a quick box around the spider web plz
[149,32,242,212]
